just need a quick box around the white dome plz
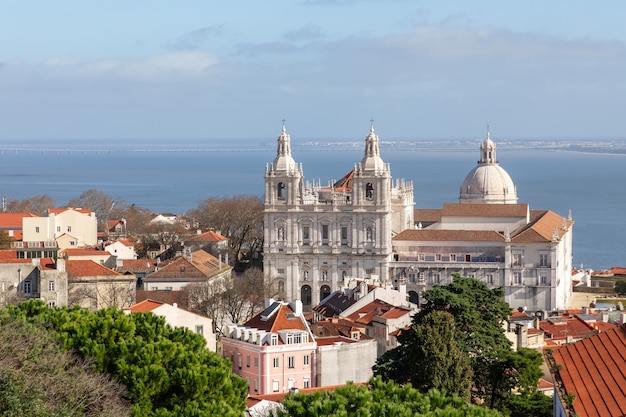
[459,164,517,204]
[459,131,518,204]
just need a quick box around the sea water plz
[0,138,624,271]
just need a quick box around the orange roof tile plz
[441,203,529,217]
[315,336,359,346]
[413,209,442,223]
[244,303,309,334]
[393,229,505,242]
[552,324,626,417]
[512,210,572,243]
[126,299,165,312]
[0,212,36,227]
[48,207,92,215]
[61,248,108,257]
[184,230,228,243]
[65,260,121,277]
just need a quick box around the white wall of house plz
[150,303,217,351]
[105,241,138,260]
[23,209,97,247]
[315,337,377,387]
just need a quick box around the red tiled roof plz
[61,248,107,257]
[135,289,189,309]
[611,267,626,275]
[126,299,165,312]
[184,230,228,243]
[244,303,308,334]
[512,210,572,243]
[393,229,505,242]
[413,209,442,223]
[441,203,529,217]
[0,250,18,260]
[379,306,412,320]
[552,324,626,417]
[0,212,36,227]
[40,258,56,270]
[48,207,91,215]
[539,316,597,341]
[143,251,230,281]
[65,260,121,277]
[346,299,393,326]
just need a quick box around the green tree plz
[615,279,626,296]
[375,311,472,400]
[276,377,503,417]
[375,275,516,404]
[4,300,248,417]
[0,316,130,417]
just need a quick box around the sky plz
[1,1,626,141]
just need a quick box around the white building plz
[392,133,574,311]
[104,239,138,260]
[125,299,217,351]
[263,122,414,310]
[263,126,574,312]
[22,208,98,249]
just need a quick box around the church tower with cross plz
[263,121,414,310]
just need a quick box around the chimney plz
[289,299,303,317]
[173,303,178,309]
[265,298,275,308]
[56,257,66,272]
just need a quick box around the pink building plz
[222,299,316,396]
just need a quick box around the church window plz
[365,183,374,200]
[277,182,286,199]
[341,226,348,246]
[321,224,329,242]
[302,226,310,242]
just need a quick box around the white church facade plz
[263,125,574,312]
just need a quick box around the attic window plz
[180,266,185,272]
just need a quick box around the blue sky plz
[1,1,626,141]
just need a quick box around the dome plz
[459,131,518,204]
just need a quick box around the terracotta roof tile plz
[61,248,107,257]
[512,210,573,243]
[125,299,165,312]
[135,289,189,309]
[244,303,308,334]
[552,324,626,417]
[0,212,36,228]
[315,336,359,346]
[183,230,228,243]
[48,207,92,215]
[65,260,121,277]
[413,209,442,223]
[441,203,529,217]
[393,229,505,242]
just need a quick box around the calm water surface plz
[0,139,624,271]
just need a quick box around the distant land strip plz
[1,139,625,154]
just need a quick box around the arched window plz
[365,182,374,200]
[301,285,312,307]
[408,290,419,306]
[277,182,286,199]
[320,285,331,301]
